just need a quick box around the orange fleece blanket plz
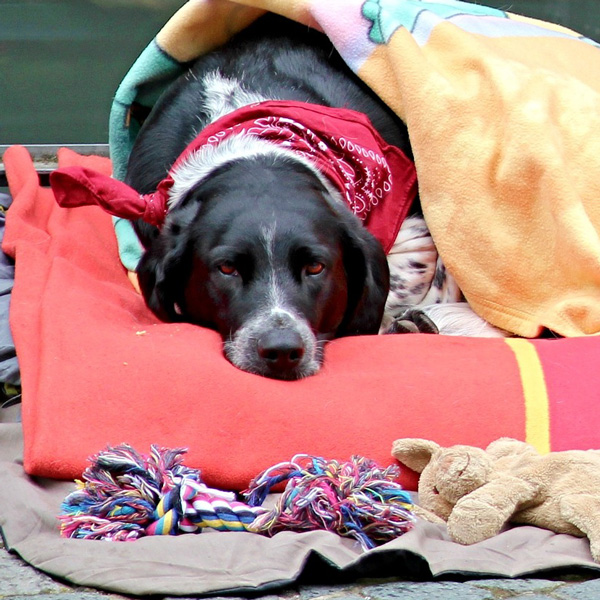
[4,146,600,489]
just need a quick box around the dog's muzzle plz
[223,309,322,380]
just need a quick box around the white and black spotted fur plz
[126,15,505,381]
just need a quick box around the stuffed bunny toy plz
[392,437,600,561]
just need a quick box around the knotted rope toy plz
[59,444,264,541]
[60,445,415,549]
[244,454,415,549]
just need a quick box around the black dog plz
[125,16,441,380]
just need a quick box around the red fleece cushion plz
[4,146,600,491]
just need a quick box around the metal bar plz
[0,144,110,188]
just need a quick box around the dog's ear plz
[137,234,191,321]
[337,217,389,336]
[136,203,199,321]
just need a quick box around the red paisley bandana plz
[50,101,417,252]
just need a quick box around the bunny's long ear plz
[392,438,441,473]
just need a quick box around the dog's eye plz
[218,262,239,276]
[304,262,325,276]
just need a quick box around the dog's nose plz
[257,330,305,374]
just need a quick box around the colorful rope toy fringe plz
[60,445,415,549]
[59,444,265,541]
[244,454,415,550]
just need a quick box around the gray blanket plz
[0,423,598,597]
[0,193,19,389]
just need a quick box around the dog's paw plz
[385,308,439,334]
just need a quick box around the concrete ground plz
[2,539,600,600]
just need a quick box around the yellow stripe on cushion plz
[505,338,550,454]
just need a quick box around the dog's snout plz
[225,310,321,380]
[257,329,305,373]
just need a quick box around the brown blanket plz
[0,422,598,597]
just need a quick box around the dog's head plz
[137,157,389,380]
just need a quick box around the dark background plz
[1,0,598,145]
[1,0,182,145]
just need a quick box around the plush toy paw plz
[560,494,600,562]
[385,308,439,334]
[412,504,446,525]
[448,475,539,545]
[447,495,508,545]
